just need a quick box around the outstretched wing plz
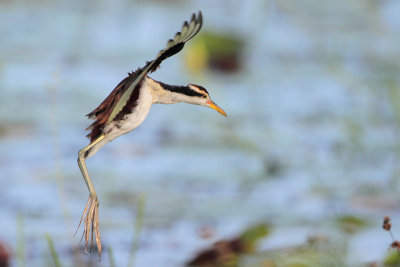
[86,11,203,142]
[107,11,202,123]
[149,11,203,72]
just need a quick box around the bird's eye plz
[202,94,207,99]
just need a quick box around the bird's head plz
[186,84,227,117]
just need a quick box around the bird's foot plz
[75,194,102,258]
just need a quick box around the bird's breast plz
[103,86,153,140]
[120,87,153,131]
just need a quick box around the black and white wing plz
[105,11,203,124]
[149,11,203,72]
[86,11,203,142]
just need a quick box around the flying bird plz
[76,11,226,257]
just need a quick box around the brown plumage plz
[85,12,202,143]
[77,12,209,259]
[85,70,143,142]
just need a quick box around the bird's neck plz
[144,77,193,105]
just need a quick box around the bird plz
[76,11,226,257]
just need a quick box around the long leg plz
[76,135,105,258]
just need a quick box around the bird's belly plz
[119,104,151,132]
[103,89,153,141]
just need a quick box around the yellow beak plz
[207,100,227,117]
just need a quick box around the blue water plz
[1,0,400,266]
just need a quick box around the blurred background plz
[1,0,400,266]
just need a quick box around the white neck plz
[143,76,195,105]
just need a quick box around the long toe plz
[78,195,102,257]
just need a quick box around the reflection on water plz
[1,0,400,266]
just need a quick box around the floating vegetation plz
[186,223,353,267]
[187,224,269,266]
[335,215,368,234]
[184,31,245,73]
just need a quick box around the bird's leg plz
[76,135,105,258]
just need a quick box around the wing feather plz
[150,11,202,72]
[107,64,152,123]
[107,11,203,123]
[86,11,203,141]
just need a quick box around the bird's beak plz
[207,100,227,117]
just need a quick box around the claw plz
[76,194,102,258]
[74,197,91,237]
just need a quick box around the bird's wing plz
[86,12,202,142]
[149,11,203,73]
[106,11,203,123]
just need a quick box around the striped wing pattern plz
[107,11,202,123]
[86,11,203,142]
[149,11,203,72]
